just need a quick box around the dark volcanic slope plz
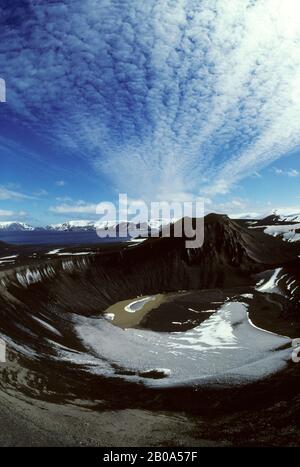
[1,214,299,316]
[0,214,300,446]
[0,214,299,381]
[0,216,299,395]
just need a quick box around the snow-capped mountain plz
[46,220,98,231]
[275,213,300,223]
[253,212,300,226]
[0,221,35,232]
[46,220,135,232]
[45,219,176,232]
[0,218,177,233]
[246,212,300,243]
[1,214,300,236]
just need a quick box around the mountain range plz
[0,218,176,232]
[1,212,300,234]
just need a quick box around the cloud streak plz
[0,209,27,218]
[49,201,97,215]
[273,168,299,177]
[1,0,300,199]
[0,186,35,201]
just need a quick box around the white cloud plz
[208,198,248,215]
[222,203,300,219]
[2,0,300,199]
[0,209,14,217]
[251,172,262,179]
[288,170,298,177]
[49,201,97,214]
[56,180,66,187]
[55,196,73,202]
[33,189,48,196]
[0,209,27,218]
[229,212,262,220]
[18,210,28,217]
[273,167,299,177]
[0,186,35,201]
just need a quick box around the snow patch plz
[0,255,18,260]
[124,296,155,313]
[256,268,282,293]
[69,301,291,387]
[263,224,300,242]
[58,252,93,256]
[32,316,62,336]
[47,249,61,255]
[104,313,115,321]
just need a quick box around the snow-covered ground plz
[263,223,300,242]
[47,249,62,255]
[126,238,147,243]
[47,248,93,256]
[31,316,62,337]
[57,252,93,256]
[249,221,300,242]
[0,255,18,266]
[48,300,292,388]
[256,268,282,293]
[256,268,300,298]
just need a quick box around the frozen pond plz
[103,294,167,328]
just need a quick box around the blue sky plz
[1,0,300,225]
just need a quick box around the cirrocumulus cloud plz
[1,0,300,200]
